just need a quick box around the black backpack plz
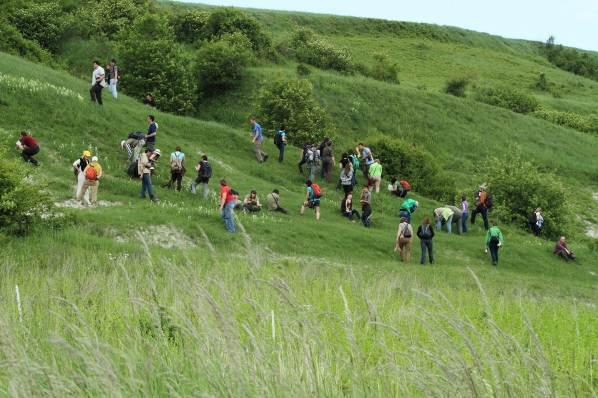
[274,131,283,146]
[485,194,493,210]
[127,160,140,178]
[199,161,212,178]
[420,224,432,239]
[128,131,145,140]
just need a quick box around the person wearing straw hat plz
[73,150,92,201]
[77,156,102,205]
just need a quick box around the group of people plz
[90,59,118,106]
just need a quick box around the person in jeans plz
[90,60,105,105]
[266,189,288,214]
[18,131,40,166]
[399,198,418,224]
[417,217,435,265]
[485,220,504,266]
[139,149,158,202]
[276,126,287,162]
[395,216,414,262]
[434,207,455,234]
[367,159,383,193]
[250,117,268,162]
[191,156,211,199]
[355,143,374,179]
[145,115,158,151]
[471,184,490,230]
[461,195,469,233]
[109,58,118,99]
[219,179,236,233]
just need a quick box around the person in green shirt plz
[367,159,383,193]
[485,220,504,266]
[399,198,418,223]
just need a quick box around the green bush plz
[258,78,332,145]
[486,156,568,239]
[172,10,210,43]
[444,78,469,97]
[532,108,598,134]
[204,8,271,54]
[8,2,66,53]
[366,52,400,84]
[196,33,252,94]
[0,149,52,235]
[119,14,194,114]
[296,63,312,77]
[370,138,456,201]
[474,86,539,114]
[290,28,354,73]
[0,20,54,64]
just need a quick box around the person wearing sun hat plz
[73,150,92,201]
[77,155,103,205]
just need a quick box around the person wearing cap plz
[553,236,576,262]
[395,216,414,262]
[471,184,490,230]
[77,156,102,205]
[266,189,288,214]
[139,148,158,202]
[73,150,92,200]
[219,179,236,232]
[242,190,262,213]
[399,198,418,223]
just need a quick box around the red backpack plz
[311,183,323,198]
[85,166,98,180]
[400,180,411,190]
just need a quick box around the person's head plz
[280,125,286,131]
[363,186,369,192]
[422,216,431,225]
[249,117,257,126]
[400,216,407,223]
[148,115,155,123]
[374,159,380,164]
[479,184,487,192]
[105,63,111,69]
[326,140,332,147]
[560,236,566,243]
[20,131,28,137]
[305,179,313,187]
[272,189,279,195]
[92,60,100,69]
[111,58,116,65]
[357,143,364,149]
[461,195,467,202]
[202,155,208,161]
[91,156,98,162]
[492,219,498,226]
[220,179,227,186]
[342,152,348,158]
[535,207,542,213]
[82,150,91,158]
[175,146,181,152]
[391,176,398,184]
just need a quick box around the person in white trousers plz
[109,58,118,99]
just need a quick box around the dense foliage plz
[474,86,539,114]
[543,36,598,81]
[7,2,66,53]
[533,108,598,134]
[171,10,210,44]
[361,52,400,84]
[486,156,568,239]
[204,8,271,54]
[258,78,331,145]
[289,28,355,73]
[444,78,468,97]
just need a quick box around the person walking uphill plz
[300,180,321,220]
[399,198,418,224]
[191,155,212,199]
[274,126,287,162]
[109,58,118,99]
[485,220,504,266]
[434,207,455,234]
[77,156,102,205]
[139,149,158,202]
[18,131,40,166]
[360,186,373,227]
[219,179,236,233]
[356,143,374,179]
[395,217,414,262]
[471,184,491,230]
[417,217,435,265]
[166,146,185,192]
[90,60,106,105]
[250,117,268,162]
[367,159,382,193]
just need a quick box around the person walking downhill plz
[471,184,490,230]
[191,155,212,199]
[219,179,236,233]
[274,125,287,162]
[417,217,435,265]
[300,179,321,220]
[485,220,504,266]
[250,117,268,162]
[145,115,158,151]
[367,159,382,193]
[90,60,106,105]
[266,189,288,214]
[139,148,158,202]
[321,140,335,183]
[395,217,414,262]
[356,143,374,179]
[166,146,185,192]
[77,156,102,205]
[109,58,118,99]
[360,186,373,227]
[18,131,40,166]
[461,195,469,234]
[73,150,91,201]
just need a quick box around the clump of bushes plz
[8,1,66,53]
[172,10,210,44]
[474,86,539,114]
[203,8,272,54]
[296,63,311,77]
[444,78,469,97]
[543,36,598,82]
[371,138,456,201]
[363,52,400,84]
[290,28,354,73]
[258,78,332,145]
[532,108,598,134]
[485,156,568,239]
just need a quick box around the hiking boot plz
[263,154,269,162]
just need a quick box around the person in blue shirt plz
[275,125,287,163]
[250,117,268,163]
[145,115,158,151]
[300,179,321,220]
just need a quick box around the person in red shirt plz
[19,131,40,166]
[219,179,236,233]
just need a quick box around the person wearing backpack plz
[191,155,212,199]
[219,179,236,233]
[417,217,435,265]
[395,217,414,262]
[471,184,490,230]
[300,179,321,220]
[298,143,311,175]
[250,117,268,163]
[266,189,288,214]
[139,148,158,202]
[339,163,354,195]
[77,156,102,205]
[165,146,185,192]
[485,220,504,266]
[399,198,418,224]
[341,191,360,222]
[321,141,335,183]
[274,125,287,163]
[360,186,373,227]
[306,144,321,181]
[434,207,455,234]
[73,150,92,200]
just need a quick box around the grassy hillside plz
[1,47,598,396]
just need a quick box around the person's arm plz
[430,225,435,239]
[96,72,104,83]
[220,191,226,210]
[498,230,504,245]
[113,67,118,80]
[485,230,491,246]
[256,197,261,207]
[416,225,422,239]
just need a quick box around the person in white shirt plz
[90,60,105,105]
[109,58,118,99]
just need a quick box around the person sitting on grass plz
[554,236,576,262]
[340,191,360,222]
[300,180,321,220]
[242,190,262,213]
[266,189,288,214]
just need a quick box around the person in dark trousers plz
[471,184,490,230]
[529,208,544,237]
[191,155,212,199]
[321,140,335,183]
[417,217,435,265]
[18,131,40,166]
[165,146,185,191]
[554,236,576,261]
[461,195,469,233]
[485,220,504,266]
[360,186,372,227]
[89,60,105,105]
[275,125,287,162]
[341,191,360,221]
[145,115,158,151]
[266,189,288,214]
[318,137,331,178]
[339,163,354,195]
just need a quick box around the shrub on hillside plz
[371,138,456,201]
[196,33,252,94]
[258,78,331,145]
[204,8,271,54]
[532,108,598,134]
[172,10,210,43]
[290,28,354,73]
[119,14,194,113]
[0,20,54,64]
[0,150,52,235]
[444,78,469,97]
[485,156,568,239]
[366,52,400,84]
[8,2,66,53]
[474,86,539,114]
[296,63,312,77]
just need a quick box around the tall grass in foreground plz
[1,235,596,397]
